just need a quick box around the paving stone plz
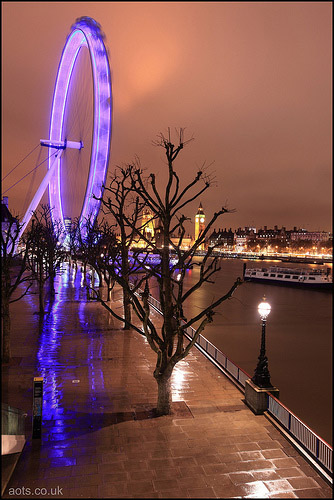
[186,486,217,497]
[287,476,323,490]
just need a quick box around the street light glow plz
[258,296,271,320]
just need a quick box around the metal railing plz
[268,394,332,478]
[136,288,332,480]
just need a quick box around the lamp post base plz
[244,379,279,415]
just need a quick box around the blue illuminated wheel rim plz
[48,17,112,236]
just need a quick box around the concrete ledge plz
[244,378,279,414]
[1,435,26,455]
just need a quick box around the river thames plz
[150,257,332,445]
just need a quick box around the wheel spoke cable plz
[2,149,58,195]
[2,144,40,182]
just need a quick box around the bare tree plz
[76,217,120,301]
[94,221,118,302]
[1,213,33,362]
[70,216,110,299]
[25,205,66,313]
[66,218,81,270]
[97,165,147,328]
[94,129,243,416]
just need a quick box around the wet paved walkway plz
[2,264,332,498]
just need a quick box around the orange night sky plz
[2,2,332,233]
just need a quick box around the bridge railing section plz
[133,286,332,479]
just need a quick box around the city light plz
[258,297,271,321]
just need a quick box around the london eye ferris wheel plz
[18,16,112,242]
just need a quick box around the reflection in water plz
[172,365,186,400]
[78,299,106,410]
[35,262,106,436]
[37,266,66,420]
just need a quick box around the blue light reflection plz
[37,266,66,421]
[35,262,106,442]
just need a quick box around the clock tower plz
[195,203,205,249]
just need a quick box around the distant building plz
[257,226,278,240]
[234,227,255,250]
[194,203,206,250]
[170,227,193,251]
[142,209,155,241]
[255,225,289,246]
[208,228,234,249]
[290,230,330,243]
[133,205,331,254]
[154,218,163,249]
[1,197,19,254]
[133,208,155,249]
[234,233,247,250]
[64,217,72,233]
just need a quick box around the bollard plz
[32,377,43,439]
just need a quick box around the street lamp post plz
[251,296,273,388]
[244,296,279,414]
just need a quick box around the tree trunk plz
[49,272,55,297]
[106,276,114,302]
[123,287,132,330]
[121,245,131,330]
[39,279,45,313]
[107,281,111,302]
[2,299,11,363]
[96,271,103,299]
[155,373,172,416]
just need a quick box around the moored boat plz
[243,264,332,290]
